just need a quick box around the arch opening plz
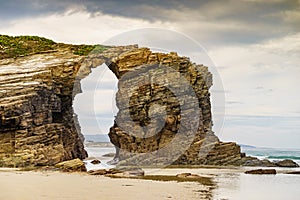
[73,63,119,170]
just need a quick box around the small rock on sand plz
[91,159,101,165]
[286,171,300,175]
[176,173,201,179]
[245,169,276,175]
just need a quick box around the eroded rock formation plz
[0,38,136,167]
[0,35,244,167]
[108,48,243,166]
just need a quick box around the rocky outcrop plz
[0,49,87,167]
[241,157,299,168]
[0,36,137,167]
[274,159,299,168]
[0,35,246,167]
[242,157,277,167]
[108,48,243,166]
[55,158,86,172]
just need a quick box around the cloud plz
[208,34,300,117]
[220,115,300,148]
[0,10,173,44]
[1,0,299,47]
[255,32,300,57]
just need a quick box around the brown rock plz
[91,159,101,165]
[108,48,244,166]
[286,171,300,174]
[0,36,137,167]
[274,159,299,168]
[88,169,107,175]
[261,159,277,167]
[55,158,86,172]
[176,173,201,179]
[176,173,192,178]
[245,169,276,175]
[0,35,249,167]
[105,167,145,178]
[242,157,276,167]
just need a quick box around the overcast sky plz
[1,0,299,148]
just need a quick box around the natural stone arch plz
[0,44,136,167]
[0,42,243,167]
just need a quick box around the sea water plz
[241,146,300,165]
[213,170,300,200]
[214,147,300,200]
[85,145,300,199]
[84,146,116,171]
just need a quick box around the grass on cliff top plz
[0,35,107,59]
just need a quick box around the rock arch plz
[0,43,243,167]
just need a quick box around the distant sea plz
[240,145,300,165]
[84,134,110,143]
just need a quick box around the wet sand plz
[1,167,300,200]
[0,168,210,200]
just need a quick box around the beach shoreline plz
[1,165,300,200]
[0,168,213,200]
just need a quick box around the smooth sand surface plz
[1,167,299,200]
[0,169,210,200]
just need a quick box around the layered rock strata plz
[0,42,136,167]
[0,36,244,167]
[108,48,243,166]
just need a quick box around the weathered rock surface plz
[242,157,277,167]
[0,37,137,167]
[274,159,299,168]
[108,48,243,166]
[88,167,144,177]
[55,158,86,172]
[242,157,299,168]
[245,169,277,175]
[1,35,252,167]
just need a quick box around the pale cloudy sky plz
[1,0,299,148]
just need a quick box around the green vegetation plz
[0,35,107,59]
[72,44,107,56]
[0,35,56,59]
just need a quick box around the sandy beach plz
[0,168,210,200]
[1,166,300,200]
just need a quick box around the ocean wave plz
[267,156,300,160]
